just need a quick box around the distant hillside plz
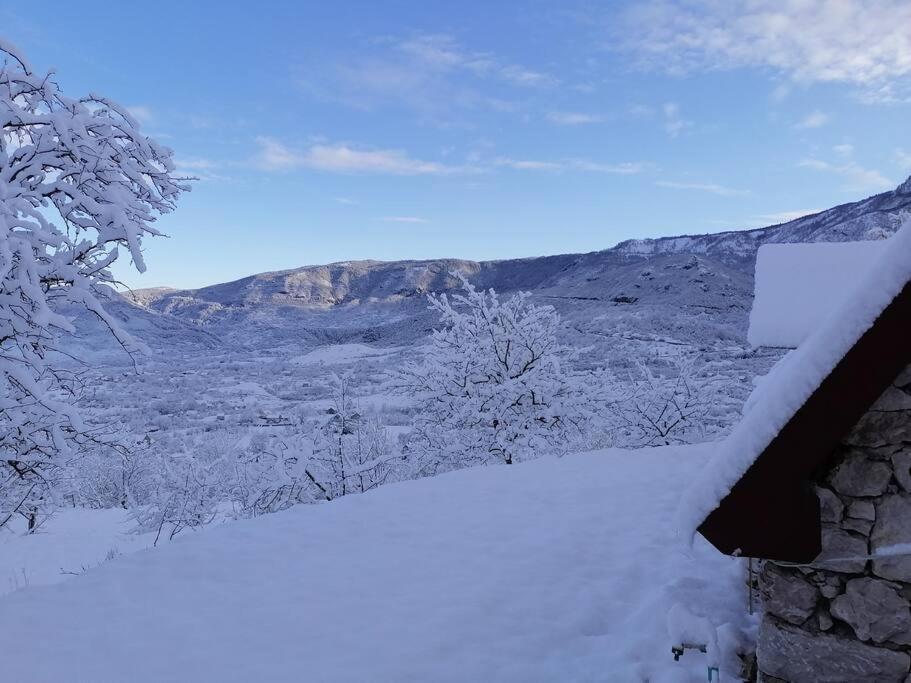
[117,175,911,354]
[613,174,911,265]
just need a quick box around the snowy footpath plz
[0,446,750,682]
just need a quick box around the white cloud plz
[895,148,911,170]
[570,160,650,174]
[622,1,911,100]
[662,102,692,137]
[794,111,829,129]
[770,83,790,102]
[174,157,219,171]
[494,157,649,174]
[255,138,649,178]
[397,34,557,88]
[305,145,454,174]
[255,137,302,171]
[172,157,226,182]
[302,33,556,120]
[380,216,430,224]
[126,105,154,125]
[833,144,854,158]
[497,64,556,87]
[656,180,749,197]
[254,137,469,175]
[546,111,605,125]
[798,158,893,193]
[494,158,563,171]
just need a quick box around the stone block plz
[893,448,911,493]
[894,364,911,388]
[830,577,911,644]
[844,517,875,536]
[817,486,844,523]
[760,563,819,625]
[821,583,840,599]
[849,500,877,521]
[872,387,911,412]
[872,495,911,582]
[819,525,869,573]
[846,411,911,448]
[758,618,911,682]
[830,451,893,497]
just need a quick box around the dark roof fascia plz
[698,279,911,562]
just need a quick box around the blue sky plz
[3,0,911,289]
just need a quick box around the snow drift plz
[0,446,748,682]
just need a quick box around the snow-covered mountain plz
[63,174,909,451]
[614,174,911,265]
[119,175,911,354]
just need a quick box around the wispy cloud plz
[172,157,226,182]
[396,34,557,88]
[254,137,472,175]
[896,148,911,170]
[621,0,911,101]
[494,158,563,171]
[126,105,154,126]
[494,157,650,174]
[662,102,691,137]
[798,158,893,192]
[300,33,556,121]
[770,83,790,102]
[174,157,219,171]
[546,111,605,125]
[256,138,650,178]
[833,144,854,158]
[333,197,358,206]
[794,110,829,129]
[655,180,749,197]
[380,216,430,224]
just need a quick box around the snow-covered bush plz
[132,435,236,545]
[308,374,400,499]
[401,275,587,473]
[605,356,725,447]
[0,42,188,530]
[67,429,152,511]
[229,432,317,516]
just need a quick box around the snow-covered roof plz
[680,220,911,539]
[748,240,888,348]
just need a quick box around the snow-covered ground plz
[292,342,407,366]
[0,445,751,682]
[0,508,153,598]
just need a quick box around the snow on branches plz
[0,42,189,529]
[402,274,587,471]
[309,374,400,500]
[605,356,724,447]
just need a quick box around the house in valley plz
[681,222,911,681]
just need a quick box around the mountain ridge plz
[132,174,911,314]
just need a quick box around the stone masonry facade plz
[758,364,911,682]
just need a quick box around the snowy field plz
[0,445,750,682]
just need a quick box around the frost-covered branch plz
[0,42,189,529]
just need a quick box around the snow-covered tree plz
[0,41,188,530]
[605,356,723,447]
[132,442,232,545]
[230,431,317,517]
[308,374,398,499]
[402,275,584,472]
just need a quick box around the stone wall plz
[758,364,911,682]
